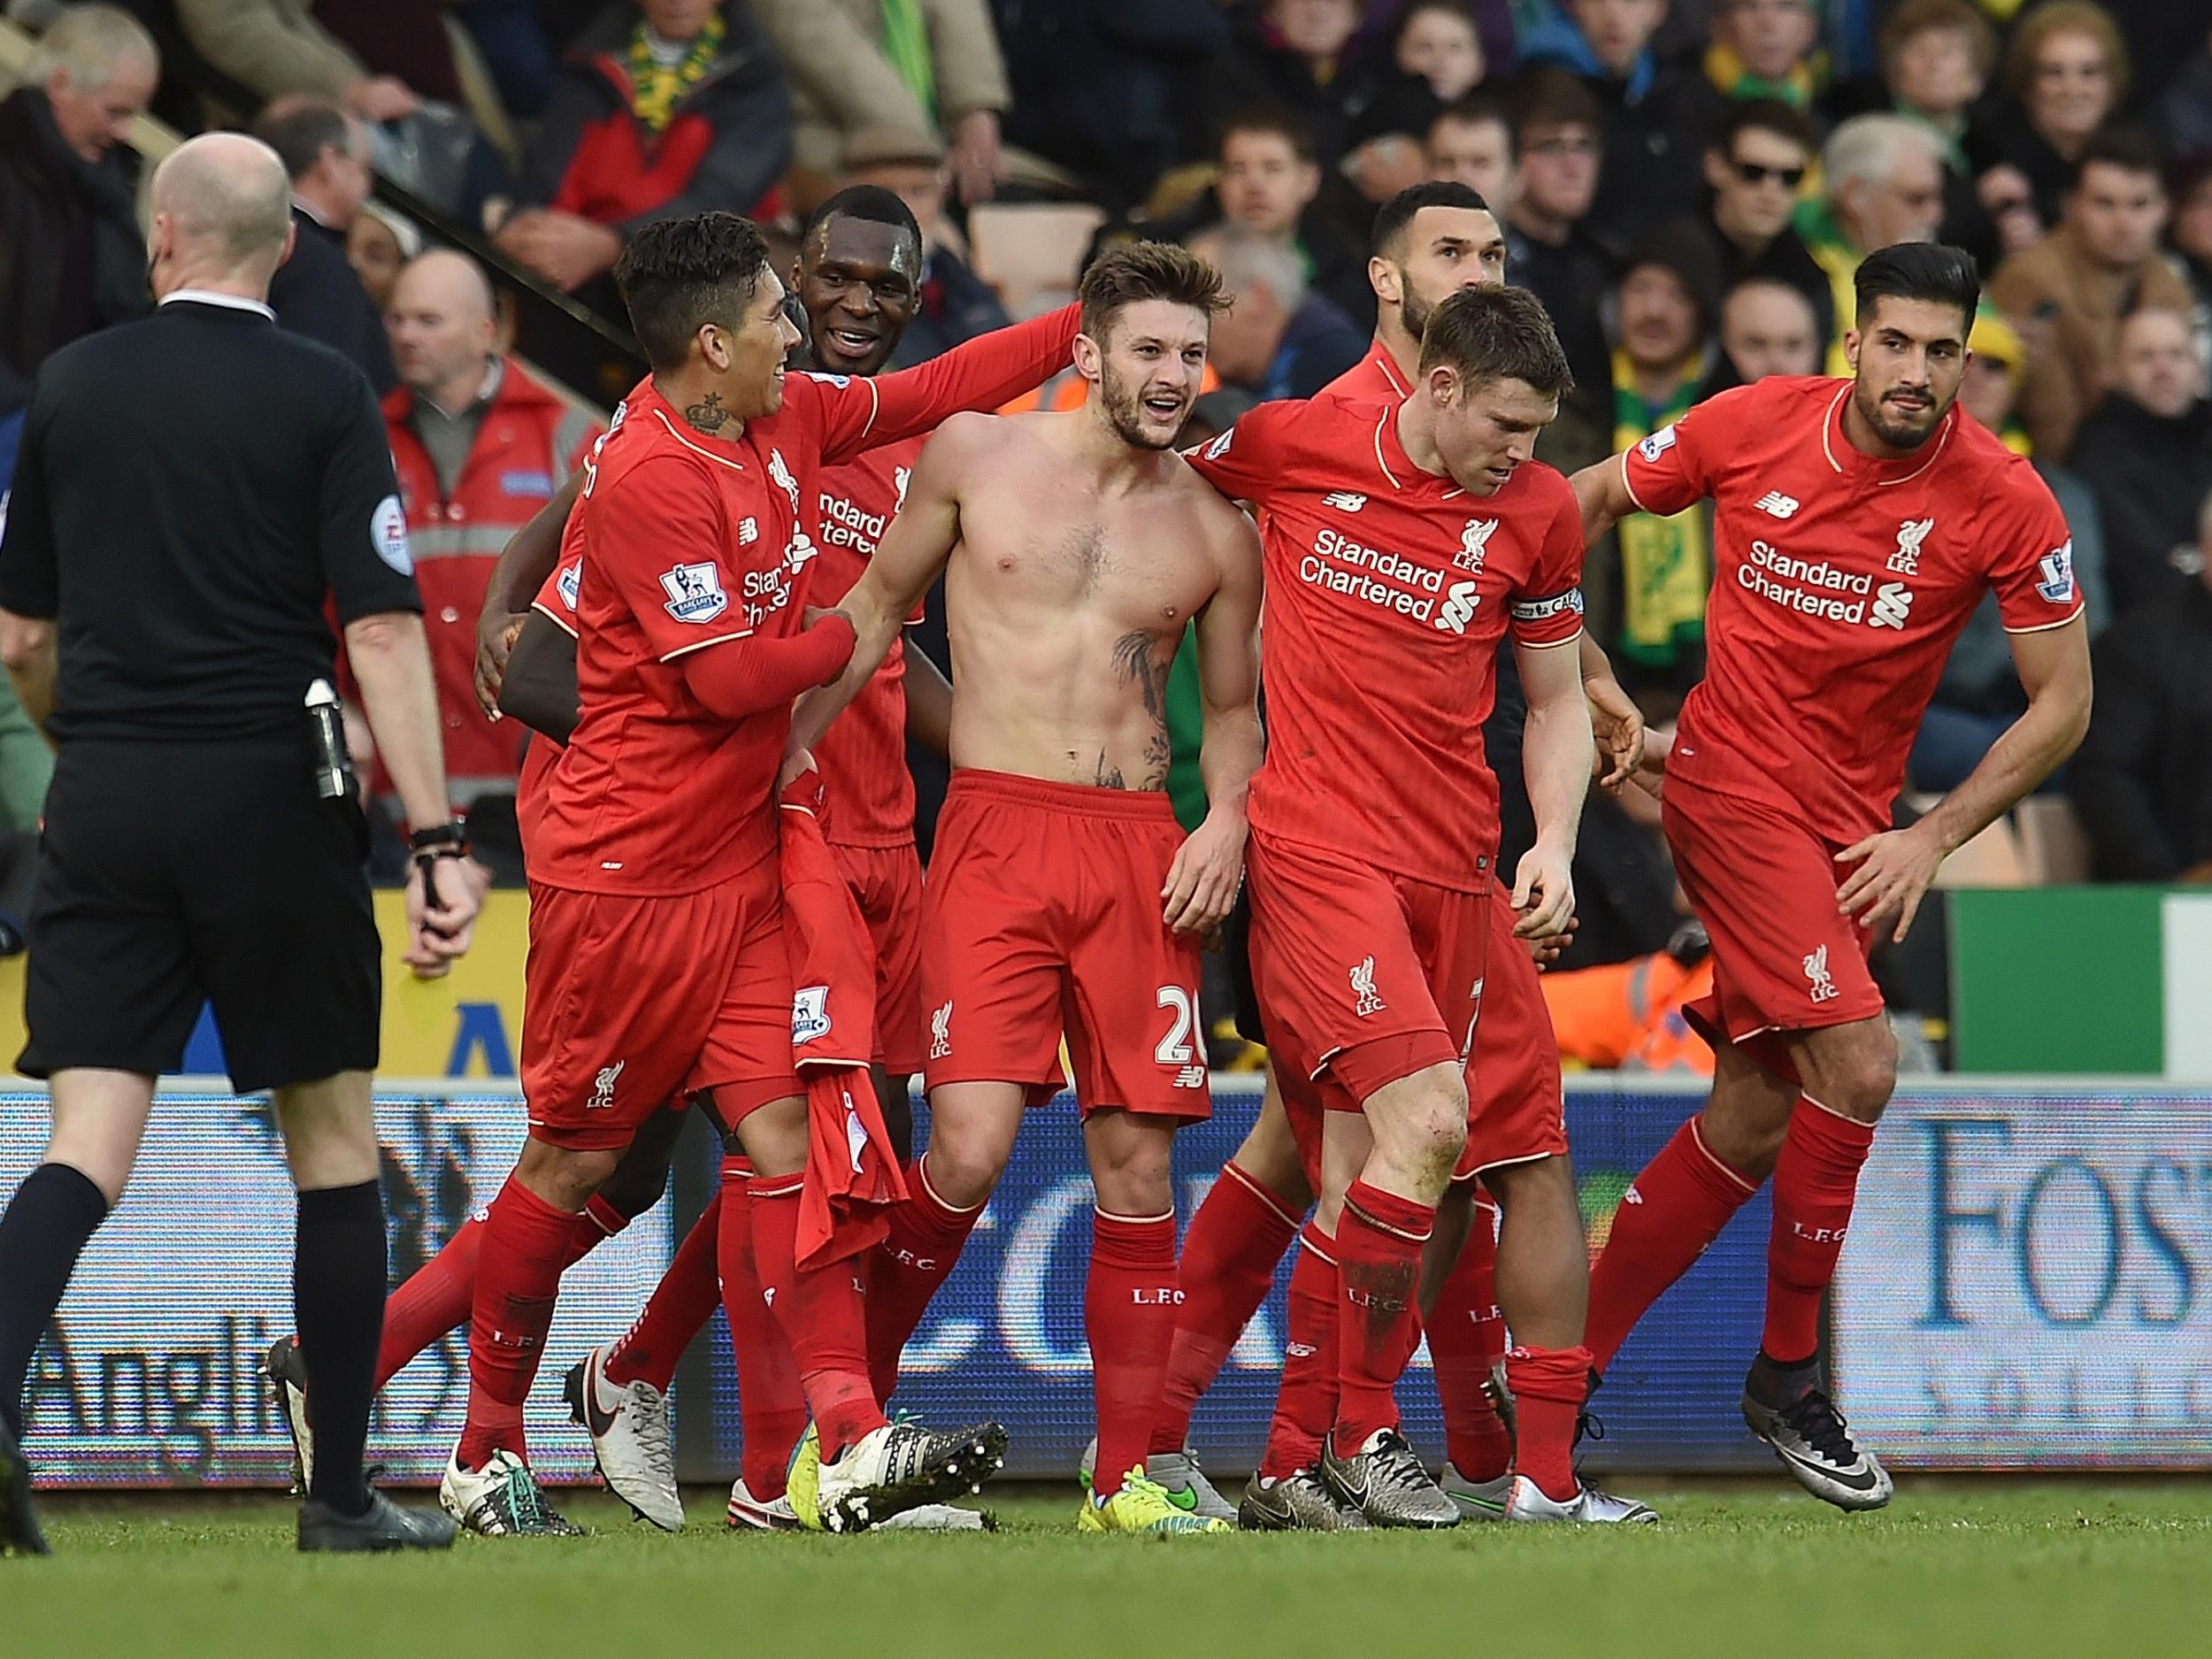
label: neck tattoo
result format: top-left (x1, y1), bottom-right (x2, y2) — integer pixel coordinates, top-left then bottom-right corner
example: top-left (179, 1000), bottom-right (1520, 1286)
top-left (685, 392), bottom-right (729, 433)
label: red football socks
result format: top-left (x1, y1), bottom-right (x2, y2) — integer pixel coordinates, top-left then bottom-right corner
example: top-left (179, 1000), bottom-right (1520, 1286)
top-left (712, 1159), bottom-right (809, 1497)
top-left (1427, 1200), bottom-right (1511, 1480)
top-left (1258, 1224), bottom-right (1339, 1480)
top-left (1762, 1097), bottom-right (1877, 1364)
top-left (456, 1179), bottom-right (577, 1470)
top-left (604, 1187), bottom-right (720, 1393)
top-left (1333, 1180), bottom-right (1432, 1454)
top-left (1149, 1162), bottom-right (1302, 1458)
top-left (1586, 1115), bottom-right (1759, 1372)
top-left (1086, 1209), bottom-right (1179, 1499)
top-left (748, 1172), bottom-right (881, 1462)
top-left (1506, 1343), bottom-right (1592, 1502)
top-left (864, 1157), bottom-right (985, 1406)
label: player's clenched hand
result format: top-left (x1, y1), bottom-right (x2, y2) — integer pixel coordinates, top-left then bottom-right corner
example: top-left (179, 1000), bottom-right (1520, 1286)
top-left (1586, 675), bottom-right (1645, 792)
top-left (1834, 822), bottom-right (1946, 942)
top-left (1523, 914), bottom-right (1578, 968)
top-left (778, 745), bottom-right (818, 795)
top-left (475, 609), bottom-right (527, 718)
top-left (1510, 843), bottom-right (1576, 941)
top-left (1163, 811), bottom-right (1247, 935)
top-left (404, 854), bottom-right (488, 979)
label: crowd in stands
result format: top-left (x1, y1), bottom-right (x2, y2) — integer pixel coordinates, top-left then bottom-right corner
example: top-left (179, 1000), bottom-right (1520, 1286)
top-left (4, 0), bottom-right (2212, 946)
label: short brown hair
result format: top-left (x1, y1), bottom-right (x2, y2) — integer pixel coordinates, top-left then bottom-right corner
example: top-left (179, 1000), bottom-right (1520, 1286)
top-left (1508, 66), bottom-right (1601, 142)
top-left (1879, 0), bottom-right (1996, 84)
top-left (1417, 284), bottom-right (1573, 397)
top-left (1217, 105), bottom-right (1317, 165)
top-left (1079, 242), bottom-right (1229, 342)
top-left (2003, 0), bottom-right (2128, 107)
top-left (615, 211), bottom-right (772, 371)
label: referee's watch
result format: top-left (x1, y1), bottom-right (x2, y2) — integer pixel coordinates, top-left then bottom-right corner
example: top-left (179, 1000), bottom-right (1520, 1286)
top-left (407, 819), bottom-right (470, 858)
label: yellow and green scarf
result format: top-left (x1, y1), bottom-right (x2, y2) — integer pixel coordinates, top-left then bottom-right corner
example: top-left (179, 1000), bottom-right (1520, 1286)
top-left (629, 11), bottom-right (725, 133)
top-left (1612, 349), bottom-right (1709, 671)
top-left (880, 0), bottom-right (937, 123)
top-left (1703, 40), bottom-right (1821, 112)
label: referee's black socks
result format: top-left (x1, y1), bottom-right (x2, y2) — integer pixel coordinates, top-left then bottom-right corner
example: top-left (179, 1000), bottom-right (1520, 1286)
top-left (295, 1179), bottom-right (387, 1517)
top-left (0, 1163), bottom-right (111, 1437)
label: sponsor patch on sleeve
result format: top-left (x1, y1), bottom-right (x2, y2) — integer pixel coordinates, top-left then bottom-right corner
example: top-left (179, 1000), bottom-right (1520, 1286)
top-left (371, 494), bottom-right (413, 575)
top-left (2036, 541), bottom-right (2076, 605)
top-left (658, 561), bottom-right (728, 623)
top-left (1636, 426), bottom-right (1678, 464)
top-left (1509, 588), bottom-right (1586, 623)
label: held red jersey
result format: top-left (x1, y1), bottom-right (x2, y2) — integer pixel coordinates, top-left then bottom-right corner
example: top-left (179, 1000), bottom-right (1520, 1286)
top-left (1621, 375), bottom-right (2083, 841)
top-left (1186, 396), bottom-right (1586, 890)
top-left (812, 434), bottom-right (925, 848)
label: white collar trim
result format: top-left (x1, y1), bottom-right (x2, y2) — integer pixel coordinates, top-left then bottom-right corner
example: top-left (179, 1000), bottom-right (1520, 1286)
top-left (160, 289), bottom-right (276, 321)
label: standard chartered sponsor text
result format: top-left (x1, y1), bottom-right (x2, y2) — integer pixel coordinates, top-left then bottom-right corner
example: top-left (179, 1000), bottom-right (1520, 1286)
top-left (1740, 536), bottom-right (1875, 623)
top-left (1302, 526), bottom-right (1447, 621)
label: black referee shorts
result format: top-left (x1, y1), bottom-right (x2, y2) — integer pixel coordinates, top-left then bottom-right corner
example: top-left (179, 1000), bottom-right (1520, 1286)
top-left (19, 737), bottom-right (382, 1093)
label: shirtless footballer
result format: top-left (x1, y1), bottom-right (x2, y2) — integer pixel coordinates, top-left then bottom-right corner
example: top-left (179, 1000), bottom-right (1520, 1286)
top-left (787, 243), bottom-right (1266, 1538)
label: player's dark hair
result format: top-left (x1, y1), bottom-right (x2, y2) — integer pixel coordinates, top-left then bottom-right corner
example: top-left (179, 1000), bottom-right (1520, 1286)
top-left (1417, 284), bottom-right (1573, 397)
top-left (1079, 242), bottom-right (1229, 343)
top-left (1217, 105), bottom-right (1317, 165)
top-left (615, 212), bottom-right (773, 371)
top-left (2070, 125), bottom-right (2165, 191)
top-left (1430, 93), bottom-right (1514, 158)
top-left (1853, 242), bottom-right (1980, 334)
top-left (1371, 181), bottom-right (1490, 258)
top-left (1507, 67), bottom-right (1601, 142)
top-left (798, 185), bottom-right (923, 266)
top-left (1717, 97), bottom-right (1817, 159)
top-left (250, 97), bottom-right (352, 182)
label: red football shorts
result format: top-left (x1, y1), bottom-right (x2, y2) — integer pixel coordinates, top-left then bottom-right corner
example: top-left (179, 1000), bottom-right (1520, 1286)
top-left (522, 870), bottom-right (800, 1151)
top-left (921, 769), bottom-right (1208, 1119)
top-left (1245, 830), bottom-right (1490, 1115)
top-left (1663, 772), bottom-right (1884, 1078)
top-left (833, 839), bottom-right (926, 1078)
top-left (1451, 882), bottom-right (1569, 1179)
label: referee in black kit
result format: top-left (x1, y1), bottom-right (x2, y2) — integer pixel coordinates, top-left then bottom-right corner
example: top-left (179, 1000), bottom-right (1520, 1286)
top-left (0, 134), bottom-right (479, 1555)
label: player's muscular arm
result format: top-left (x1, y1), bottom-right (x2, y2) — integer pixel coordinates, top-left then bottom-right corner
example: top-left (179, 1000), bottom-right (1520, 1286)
top-left (902, 638), bottom-right (953, 758)
top-left (1837, 613), bottom-right (2091, 942)
top-left (496, 612), bottom-right (580, 745)
top-left (1578, 633), bottom-right (1645, 790)
top-left (475, 471), bottom-right (582, 715)
top-left (789, 418), bottom-right (975, 756)
top-left (1162, 505), bottom-right (1265, 935)
top-left (1513, 633), bottom-right (1596, 941)
top-left (1569, 455), bottom-right (1640, 548)
top-left (818, 307), bottom-right (1079, 463)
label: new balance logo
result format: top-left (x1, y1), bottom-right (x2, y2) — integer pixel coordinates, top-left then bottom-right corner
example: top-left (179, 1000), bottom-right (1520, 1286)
top-left (1434, 580), bottom-right (1480, 634)
top-left (1322, 490), bottom-right (1366, 512)
top-left (588, 1060), bottom-right (624, 1111)
top-left (928, 1000), bottom-right (953, 1060)
top-left (1172, 1064), bottom-right (1208, 1089)
top-left (1754, 491), bottom-right (1800, 519)
top-left (1350, 956), bottom-right (1385, 1016)
top-left (1457, 517), bottom-right (1498, 572)
top-left (1803, 945), bottom-right (1839, 1004)
top-left (1870, 581), bottom-right (1914, 629)
top-left (1889, 517), bottom-right (1932, 576)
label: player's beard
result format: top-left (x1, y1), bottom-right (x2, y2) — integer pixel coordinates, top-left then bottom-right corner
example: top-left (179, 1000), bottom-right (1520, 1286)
top-left (1854, 374), bottom-right (1949, 451)
top-left (1099, 366), bottom-right (1187, 451)
top-left (1400, 269), bottom-right (1437, 346)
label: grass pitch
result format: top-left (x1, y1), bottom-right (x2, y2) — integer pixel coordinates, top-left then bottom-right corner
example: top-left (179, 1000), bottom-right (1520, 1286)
top-left (9, 1483), bottom-right (2208, 1659)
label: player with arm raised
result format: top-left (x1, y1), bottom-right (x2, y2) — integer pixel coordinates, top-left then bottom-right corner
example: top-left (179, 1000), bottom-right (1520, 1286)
top-left (1183, 284), bottom-right (1645, 1528)
top-left (787, 243), bottom-right (1264, 1538)
top-left (1569, 244), bottom-right (2092, 1510)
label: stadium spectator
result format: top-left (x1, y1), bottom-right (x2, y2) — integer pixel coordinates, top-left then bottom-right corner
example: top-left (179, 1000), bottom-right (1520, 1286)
top-left (1873, 0), bottom-right (2000, 261)
top-left (0, 4), bottom-right (155, 490)
top-left (498, 1), bottom-right (790, 296)
top-left (1502, 70), bottom-right (1614, 413)
top-left (1205, 106), bottom-right (1369, 328)
top-left (1206, 0), bottom-right (1379, 169)
top-left (2069, 491), bottom-right (2212, 882)
top-left (175, 0), bottom-right (444, 121)
top-left (450, 0), bottom-right (561, 119)
top-left (345, 204), bottom-right (418, 312)
top-left (1425, 93), bottom-right (1515, 217)
top-left (1393, 2), bottom-right (1486, 104)
top-left (1519, 0), bottom-right (1711, 240)
top-left (1701, 0), bottom-right (1821, 111)
top-left (2064, 307), bottom-right (2212, 615)
top-left (1190, 225), bottom-right (1364, 401)
top-left (375, 250), bottom-right (602, 865)
top-left (841, 128), bottom-right (1009, 368)
top-left (750, 0), bottom-right (1011, 204)
top-left (1677, 99), bottom-right (1832, 349)
top-left (1797, 113), bottom-right (1947, 370)
top-left (1976, 160), bottom-right (2046, 261)
top-left (250, 96), bottom-right (395, 394)
top-left (1709, 276), bottom-right (1820, 388)
top-left (1988, 1), bottom-right (2127, 227)
top-left (1989, 127), bottom-right (2192, 463)
top-left (1342, 0), bottom-right (1492, 168)
top-left (1606, 227), bottom-right (1719, 702)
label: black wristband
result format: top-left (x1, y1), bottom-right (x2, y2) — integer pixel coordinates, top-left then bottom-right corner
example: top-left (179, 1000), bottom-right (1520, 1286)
top-left (408, 819), bottom-right (469, 856)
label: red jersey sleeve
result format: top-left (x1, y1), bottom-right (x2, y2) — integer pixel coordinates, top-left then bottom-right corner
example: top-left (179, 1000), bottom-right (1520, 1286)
top-left (1619, 383), bottom-right (1757, 518)
top-left (803, 306), bottom-right (1080, 464)
top-left (1980, 463), bottom-right (2087, 634)
top-left (591, 455), bottom-right (775, 662)
top-left (530, 556), bottom-right (581, 638)
top-left (1182, 401), bottom-right (1299, 503)
top-left (1509, 480), bottom-right (1588, 648)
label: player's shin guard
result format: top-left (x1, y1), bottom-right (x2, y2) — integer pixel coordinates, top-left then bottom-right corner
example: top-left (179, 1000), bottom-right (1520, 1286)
top-left (749, 1173), bottom-right (882, 1462)
top-left (1333, 1181), bottom-right (1432, 1454)
top-left (606, 1187), bottom-right (721, 1394)
top-left (457, 1179), bottom-right (577, 1469)
top-left (864, 1158), bottom-right (985, 1404)
top-left (1258, 1225), bottom-right (1339, 1480)
top-left (1428, 1200), bottom-right (1511, 1480)
top-left (1505, 1343), bottom-right (1593, 1502)
top-left (715, 1159), bottom-right (809, 1498)
top-left (1150, 1163), bottom-right (1303, 1459)
top-left (1086, 1209), bottom-right (1179, 1498)
top-left (1762, 1098), bottom-right (1876, 1365)
top-left (1585, 1116), bottom-right (1759, 1372)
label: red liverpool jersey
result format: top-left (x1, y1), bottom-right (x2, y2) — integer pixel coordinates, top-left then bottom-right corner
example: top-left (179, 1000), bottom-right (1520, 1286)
top-left (1187, 396), bottom-right (1586, 890)
top-left (1325, 337), bottom-right (1413, 405)
top-left (1621, 375), bottom-right (2083, 842)
top-left (813, 434), bottom-right (926, 848)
